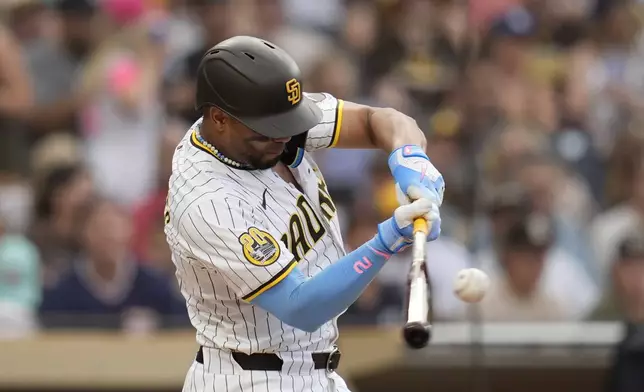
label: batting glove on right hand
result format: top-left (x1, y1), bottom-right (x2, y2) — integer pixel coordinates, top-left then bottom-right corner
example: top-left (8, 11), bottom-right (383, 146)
top-left (389, 145), bottom-right (445, 207)
top-left (376, 198), bottom-right (441, 254)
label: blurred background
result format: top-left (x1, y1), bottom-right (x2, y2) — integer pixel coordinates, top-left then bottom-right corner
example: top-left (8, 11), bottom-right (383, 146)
top-left (0, 0), bottom-right (643, 391)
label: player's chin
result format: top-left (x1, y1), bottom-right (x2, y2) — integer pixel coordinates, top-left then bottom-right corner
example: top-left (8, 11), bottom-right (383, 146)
top-left (251, 154), bottom-right (283, 170)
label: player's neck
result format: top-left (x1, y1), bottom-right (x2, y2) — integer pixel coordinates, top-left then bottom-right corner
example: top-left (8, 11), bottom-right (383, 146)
top-left (200, 121), bottom-right (250, 168)
top-left (272, 161), bottom-right (301, 190)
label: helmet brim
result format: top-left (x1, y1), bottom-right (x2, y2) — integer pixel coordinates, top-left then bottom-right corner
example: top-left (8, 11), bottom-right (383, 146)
top-left (236, 95), bottom-right (323, 139)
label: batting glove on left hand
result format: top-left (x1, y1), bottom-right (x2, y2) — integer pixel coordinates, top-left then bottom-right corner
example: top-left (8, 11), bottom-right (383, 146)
top-left (376, 198), bottom-right (442, 254)
top-left (388, 145), bottom-right (445, 207)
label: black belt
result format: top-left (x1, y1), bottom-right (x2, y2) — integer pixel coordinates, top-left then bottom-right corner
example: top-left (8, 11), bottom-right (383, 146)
top-left (196, 346), bottom-right (341, 372)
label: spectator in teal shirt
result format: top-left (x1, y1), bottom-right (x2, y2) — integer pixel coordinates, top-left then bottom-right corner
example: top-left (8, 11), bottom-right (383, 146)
top-left (0, 215), bottom-right (41, 339)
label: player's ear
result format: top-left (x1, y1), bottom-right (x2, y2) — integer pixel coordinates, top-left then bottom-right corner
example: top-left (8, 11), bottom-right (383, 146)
top-left (209, 108), bottom-right (228, 130)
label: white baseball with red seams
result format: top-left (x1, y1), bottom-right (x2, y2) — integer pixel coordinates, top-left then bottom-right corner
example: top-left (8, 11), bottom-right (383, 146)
top-left (453, 268), bottom-right (490, 303)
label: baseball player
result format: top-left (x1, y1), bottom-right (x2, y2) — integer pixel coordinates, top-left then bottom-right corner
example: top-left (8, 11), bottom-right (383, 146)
top-left (164, 36), bottom-right (445, 392)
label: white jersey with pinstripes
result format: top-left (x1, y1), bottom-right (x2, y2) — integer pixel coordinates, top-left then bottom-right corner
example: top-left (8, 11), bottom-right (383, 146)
top-left (164, 93), bottom-right (347, 358)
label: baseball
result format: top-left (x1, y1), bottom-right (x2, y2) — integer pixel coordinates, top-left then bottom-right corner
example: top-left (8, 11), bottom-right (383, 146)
top-left (453, 268), bottom-right (490, 303)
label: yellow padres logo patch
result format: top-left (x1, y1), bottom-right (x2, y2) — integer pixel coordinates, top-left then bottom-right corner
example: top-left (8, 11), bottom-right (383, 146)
top-left (239, 227), bottom-right (281, 266)
top-left (286, 78), bottom-right (301, 105)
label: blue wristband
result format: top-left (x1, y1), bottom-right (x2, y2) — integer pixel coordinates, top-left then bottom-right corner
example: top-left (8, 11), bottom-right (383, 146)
top-left (390, 145), bottom-right (428, 162)
top-left (377, 217), bottom-right (410, 253)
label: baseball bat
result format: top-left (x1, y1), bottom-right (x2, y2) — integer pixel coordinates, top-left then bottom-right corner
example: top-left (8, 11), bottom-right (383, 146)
top-left (402, 218), bottom-right (432, 349)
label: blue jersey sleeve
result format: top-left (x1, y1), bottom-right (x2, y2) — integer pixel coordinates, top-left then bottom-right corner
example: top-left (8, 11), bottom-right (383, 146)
top-left (250, 236), bottom-right (392, 332)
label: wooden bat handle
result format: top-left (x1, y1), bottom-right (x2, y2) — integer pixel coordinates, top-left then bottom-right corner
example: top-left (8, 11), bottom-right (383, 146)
top-left (413, 218), bottom-right (428, 236)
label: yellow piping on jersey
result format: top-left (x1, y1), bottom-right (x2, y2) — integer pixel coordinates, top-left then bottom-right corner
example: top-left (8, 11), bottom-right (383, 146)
top-left (190, 130), bottom-right (248, 170)
top-left (191, 131), bottom-right (220, 162)
top-left (242, 259), bottom-right (298, 302)
top-left (329, 99), bottom-right (344, 148)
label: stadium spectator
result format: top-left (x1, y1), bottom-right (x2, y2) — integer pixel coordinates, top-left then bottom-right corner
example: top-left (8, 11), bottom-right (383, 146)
top-left (591, 232), bottom-right (644, 321)
top-left (77, 0), bottom-right (167, 207)
top-left (591, 155), bottom-right (644, 283)
top-left (23, 0), bottom-right (97, 136)
top-left (472, 7), bottom-right (558, 133)
top-left (163, 0), bottom-right (231, 125)
top-left (2, 0), bottom-right (50, 45)
top-left (585, 0), bottom-right (644, 157)
top-left (255, 0), bottom-right (335, 76)
top-left (513, 153), bottom-right (598, 279)
top-left (479, 217), bottom-right (570, 321)
top-left (602, 233), bottom-right (644, 392)
top-left (39, 198), bottom-right (187, 330)
top-left (0, 24), bottom-right (33, 179)
top-left (0, 214), bottom-right (40, 339)
top-left (476, 187), bottom-right (599, 320)
top-left (28, 163), bottom-right (94, 287)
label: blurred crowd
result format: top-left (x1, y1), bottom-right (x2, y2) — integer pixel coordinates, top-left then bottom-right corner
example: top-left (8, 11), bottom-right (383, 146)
top-left (0, 0), bottom-right (643, 338)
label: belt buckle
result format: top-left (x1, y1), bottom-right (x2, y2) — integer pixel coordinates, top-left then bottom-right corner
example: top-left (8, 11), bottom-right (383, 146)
top-left (326, 347), bottom-right (341, 373)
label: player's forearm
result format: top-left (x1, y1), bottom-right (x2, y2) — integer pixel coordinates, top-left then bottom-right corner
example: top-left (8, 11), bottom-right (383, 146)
top-left (251, 236), bottom-right (392, 333)
top-left (367, 107), bottom-right (427, 153)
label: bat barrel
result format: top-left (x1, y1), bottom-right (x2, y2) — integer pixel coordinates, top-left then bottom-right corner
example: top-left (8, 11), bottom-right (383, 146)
top-left (405, 274), bottom-right (429, 323)
top-left (403, 322), bottom-right (431, 349)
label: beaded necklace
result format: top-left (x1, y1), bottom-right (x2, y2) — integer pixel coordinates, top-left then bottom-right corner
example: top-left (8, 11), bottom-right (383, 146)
top-left (194, 128), bottom-right (253, 170)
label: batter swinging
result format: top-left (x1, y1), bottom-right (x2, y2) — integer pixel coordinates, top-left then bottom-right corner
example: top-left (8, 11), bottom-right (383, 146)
top-left (164, 36), bottom-right (445, 392)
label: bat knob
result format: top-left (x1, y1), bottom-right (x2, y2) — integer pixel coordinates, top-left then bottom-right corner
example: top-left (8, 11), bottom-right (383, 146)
top-left (403, 322), bottom-right (431, 349)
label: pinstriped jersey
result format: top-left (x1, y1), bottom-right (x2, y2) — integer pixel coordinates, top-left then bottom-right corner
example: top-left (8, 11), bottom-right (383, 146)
top-left (164, 93), bottom-right (346, 354)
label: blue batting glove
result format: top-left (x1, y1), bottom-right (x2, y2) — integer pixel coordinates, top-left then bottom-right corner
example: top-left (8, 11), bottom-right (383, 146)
top-left (376, 198), bottom-right (442, 254)
top-left (388, 145), bottom-right (445, 206)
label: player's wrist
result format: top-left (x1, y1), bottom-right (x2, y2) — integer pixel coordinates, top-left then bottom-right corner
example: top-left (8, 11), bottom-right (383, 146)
top-left (376, 218), bottom-right (410, 254)
top-left (372, 232), bottom-right (394, 256)
top-left (388, 145), bottom-right (429, 168)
